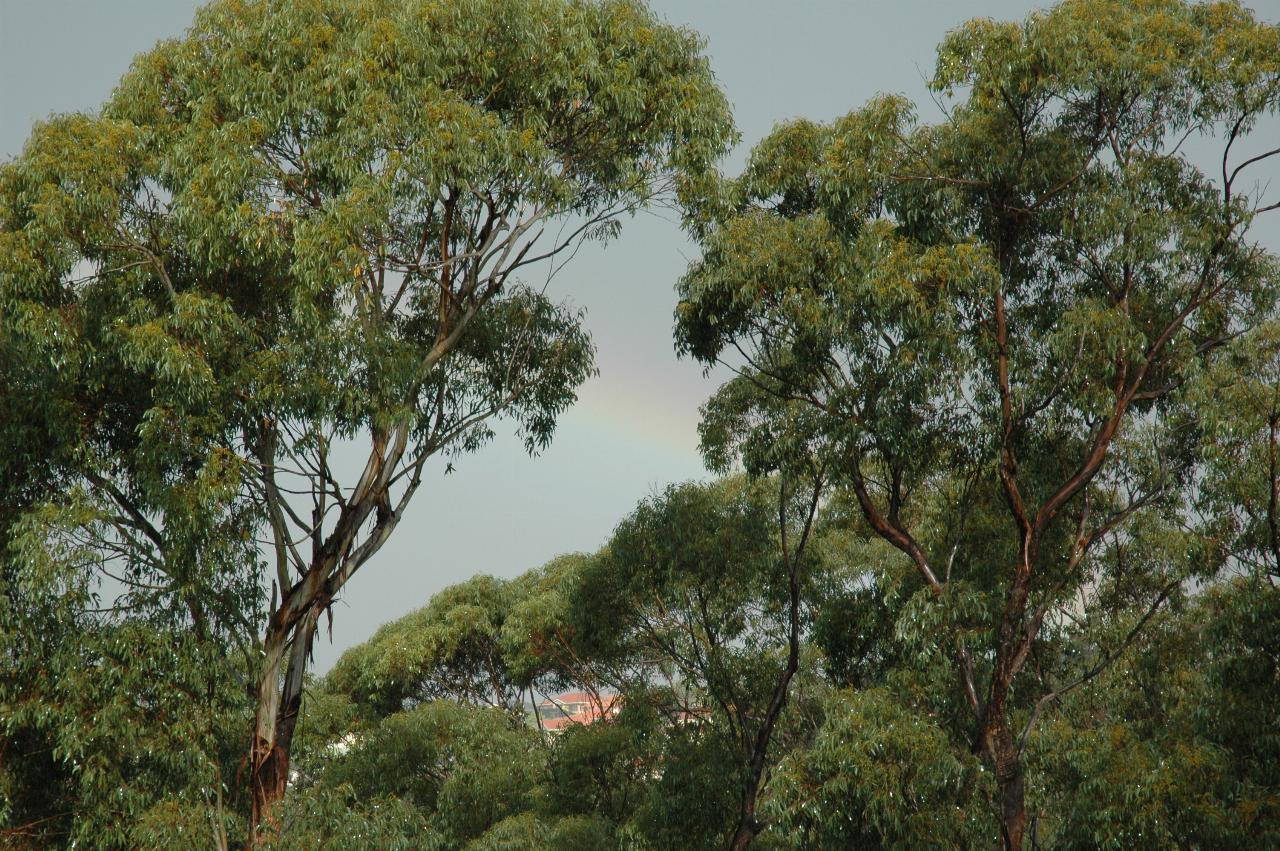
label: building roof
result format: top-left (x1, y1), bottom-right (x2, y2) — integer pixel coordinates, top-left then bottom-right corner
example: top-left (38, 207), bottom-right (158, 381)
top-left (536, 691), bottom-right (620, 732)
top-left (536, 691), bottom-right (598, 707)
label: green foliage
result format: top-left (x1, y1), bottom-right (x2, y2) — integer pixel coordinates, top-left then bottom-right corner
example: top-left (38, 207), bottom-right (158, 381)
top-left (632, 726), bottom-right (743, 851)
top-left (538, 815), bottom-right (624, 850)
top-left (1029, 579), bottom-right (1280, 848)
top-left (768, 689), bottom-right (992, 849)
top-left (1, 469), bottom-right (249, 849)
top-left (575, 477), bottom-right (799, 686)
top-left (326, 575), bottom-right (521, 716)
top-left (1191, 319), bottom-right (1280, 576)
top-left (312, 486), bottom-right (826, 851)
top-left (0, 611), bottom-right (247, 849)
top-left (283, 696), bottom-right (553, 848)
top-left (571, 475), bottom-right (834, 848)
top-left (262, 784), bottom-right (433, 851)
top-left (462, 813), bottom-right (553, 851)
top-left (323, 551), bottom-right (616, 730)
top-left (501, 553), bottom-right (595, 693)
top-left (321, 701), bottom-right (543, 843)
top-left (545, 707), bottom-right (657, 825)
top-left (5, 1), bottom-right (1280, 848)
top-left (674, 0), bottom-right (1280, 844)
top-left (298, 472), bottom-right (1280, 850)
top-left (1, 0), bottom-right (733, 840)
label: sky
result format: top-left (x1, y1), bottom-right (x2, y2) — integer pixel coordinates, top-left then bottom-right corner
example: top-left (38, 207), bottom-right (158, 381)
top-left (3, 0), bottom-right (1278, 671)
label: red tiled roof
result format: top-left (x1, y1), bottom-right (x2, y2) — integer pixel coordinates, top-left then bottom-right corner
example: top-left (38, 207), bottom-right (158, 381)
top-left (536, 690), bottom-right (598, 707)
top-left (537, 691), bottom-right (621, 731)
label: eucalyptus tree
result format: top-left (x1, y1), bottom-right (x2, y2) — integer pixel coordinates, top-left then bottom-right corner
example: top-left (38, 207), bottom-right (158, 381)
top-left (1193, 320), bottom-right (1280, 578)
top-left (766, 688), bottom-right (992, 850)
top-left (500, 552), bottom-right (612, 709)
top-left (1026, 575), bottom-right (1280, 849)
top-left (327, 573), bottom-right (527, 718)
top-left (0, 0), bottom-right (732, 839)
top-left (324, 552), bottom-right (611, 729)
top-left (293, 700), bottom-right (545, 849)
top-left (675, 1), bottom-right (1280, 847)
top-left (0, 596), bottom-right (247, 849)
top-left (575, 475), bottom-right (825, 850)
top-left (2, 109), bottom-right (262, 848)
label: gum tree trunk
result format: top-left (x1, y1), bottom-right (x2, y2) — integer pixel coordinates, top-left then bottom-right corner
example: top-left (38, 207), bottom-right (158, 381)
top-left (248, 599), bottom-right (322, 845)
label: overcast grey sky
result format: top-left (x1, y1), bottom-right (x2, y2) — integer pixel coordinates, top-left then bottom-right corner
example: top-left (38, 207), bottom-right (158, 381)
top-left (3, 0), bottom-right (1278, 671)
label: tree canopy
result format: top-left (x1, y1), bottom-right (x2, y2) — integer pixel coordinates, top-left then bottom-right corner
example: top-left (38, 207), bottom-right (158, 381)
top-left (1, 0), bottom-right (732, 844)
top-left (3, 1), bottom-right (1279, 849)
top-left (675, 0), bottom-right (1279, 847)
